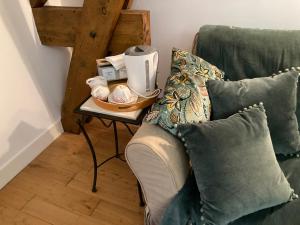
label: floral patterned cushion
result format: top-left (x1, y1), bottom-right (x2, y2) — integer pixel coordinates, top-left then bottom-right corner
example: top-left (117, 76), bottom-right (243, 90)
top-left (144, 48), bottom-right (224, 134)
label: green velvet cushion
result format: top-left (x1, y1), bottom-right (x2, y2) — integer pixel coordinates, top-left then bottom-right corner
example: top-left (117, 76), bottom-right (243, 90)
top-left (195, 25), bottom-right (300, 131)
top-left (177, 105), bottom-right (295, 225)
top-left (207, 71), bottom-right (300, 155)
top-left (144, 48), bottom-right (224, 135)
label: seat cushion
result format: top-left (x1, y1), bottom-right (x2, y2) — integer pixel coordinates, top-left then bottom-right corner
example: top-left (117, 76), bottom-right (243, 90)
top-left (232, 157), bottom-right (300, 225)
top-left (160, 158), bottom-right (300, 225)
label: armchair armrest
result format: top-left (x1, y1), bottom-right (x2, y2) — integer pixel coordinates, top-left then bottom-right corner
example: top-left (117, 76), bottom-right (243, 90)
top-left (125, 123), bottom-right (190, 225)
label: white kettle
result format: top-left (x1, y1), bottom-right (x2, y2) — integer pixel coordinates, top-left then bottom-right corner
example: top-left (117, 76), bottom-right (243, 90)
top-left (124, 45), bottom-right (160, 98)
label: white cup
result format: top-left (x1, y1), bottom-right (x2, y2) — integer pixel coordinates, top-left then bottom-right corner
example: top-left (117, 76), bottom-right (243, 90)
top-left (86, 76), bottom-right (110, 101)
top-left (86, 76), bottom-right (108, 89)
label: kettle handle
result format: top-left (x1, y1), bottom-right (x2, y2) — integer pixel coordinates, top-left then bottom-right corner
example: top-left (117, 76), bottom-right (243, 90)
top-left (145, 51), bottom-right (159, 93)
top-left (127, 82), bottom-right (161, 99)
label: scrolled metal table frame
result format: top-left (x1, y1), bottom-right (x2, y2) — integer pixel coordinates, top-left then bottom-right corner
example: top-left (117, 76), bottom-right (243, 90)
top-left (74, 96), bottom-right (148, 206)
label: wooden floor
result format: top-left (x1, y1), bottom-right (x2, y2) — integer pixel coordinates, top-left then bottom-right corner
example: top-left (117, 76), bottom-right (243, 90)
top-left (0, 120), bottom-right (144, 225)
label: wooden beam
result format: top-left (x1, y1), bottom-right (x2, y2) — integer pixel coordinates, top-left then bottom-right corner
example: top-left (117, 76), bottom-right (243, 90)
top-left (30, 0), bottom-right (47, 8)
top-left (32, 7), bottom-right (151, 54)
top-left (61, 0), bottom-right (126, 133)
top-left (33, 6), bottom-right (81, 47)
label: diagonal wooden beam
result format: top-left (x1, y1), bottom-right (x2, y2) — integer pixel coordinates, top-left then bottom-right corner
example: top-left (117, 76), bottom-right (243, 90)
top-left (61, 0), bottom-right (126, 133)
top-left (30, 0), bottom-right (47, 8)
top-left (32, 7), bottom-right (150, 54)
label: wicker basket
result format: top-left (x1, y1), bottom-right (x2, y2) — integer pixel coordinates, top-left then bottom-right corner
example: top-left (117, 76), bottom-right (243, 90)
top-left (92, 80), bottom-right (157, 112)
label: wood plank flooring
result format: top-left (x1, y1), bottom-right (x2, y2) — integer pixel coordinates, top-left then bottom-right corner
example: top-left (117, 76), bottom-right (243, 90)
top-left (0, 120), bottom-right (144, 225)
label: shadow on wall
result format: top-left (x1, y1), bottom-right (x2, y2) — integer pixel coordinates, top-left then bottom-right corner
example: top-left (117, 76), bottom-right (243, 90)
top-left (0, 120), bottom-right (44, 168)
top-left (0, 0), bottom-right (71, 122)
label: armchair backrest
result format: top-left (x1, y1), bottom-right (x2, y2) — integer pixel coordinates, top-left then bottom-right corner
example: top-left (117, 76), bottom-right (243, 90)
top-left (194, 25), bottom-right (300, 129)
top-left (194, 25), bottom-right (300, 80)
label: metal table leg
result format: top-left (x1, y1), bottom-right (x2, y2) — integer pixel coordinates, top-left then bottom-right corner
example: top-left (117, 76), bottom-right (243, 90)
top-left (78, 117), bottom-right (145, 206)
top-left (122, 122), bottom-right (134, 136)
top-left (112, 121), bottom-right (120, 158)
top-left (77, 118), bottom-right (98, 192)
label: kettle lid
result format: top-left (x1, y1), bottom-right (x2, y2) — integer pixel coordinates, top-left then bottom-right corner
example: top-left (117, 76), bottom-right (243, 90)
top-left (125, 45), bottom-right (157, 56)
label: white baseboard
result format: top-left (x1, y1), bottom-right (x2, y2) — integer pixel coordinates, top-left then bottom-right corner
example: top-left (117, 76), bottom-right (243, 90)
top-left (0, 119), bottom-right (63, 189)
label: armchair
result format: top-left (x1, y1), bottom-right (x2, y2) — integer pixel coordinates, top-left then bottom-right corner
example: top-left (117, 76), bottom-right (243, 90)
top-left (125, 25), bottom-right (300, 225)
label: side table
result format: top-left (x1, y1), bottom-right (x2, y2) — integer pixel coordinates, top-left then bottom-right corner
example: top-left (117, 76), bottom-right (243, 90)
top-left (74, 96), bottom-right (148, 206)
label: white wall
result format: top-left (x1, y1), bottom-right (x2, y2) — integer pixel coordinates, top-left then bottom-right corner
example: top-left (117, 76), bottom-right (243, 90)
top-left (132, 0), bottom-right (300, 87)
top-left (0, 0), bottom-right (70, 188)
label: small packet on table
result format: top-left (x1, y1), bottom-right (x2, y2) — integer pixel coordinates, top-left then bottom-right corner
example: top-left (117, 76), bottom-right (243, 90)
top-left (96, 54), bottom-right (127, 81)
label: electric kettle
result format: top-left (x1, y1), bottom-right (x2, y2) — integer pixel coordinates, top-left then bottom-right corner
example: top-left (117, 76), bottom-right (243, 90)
top-left (124, 45), bottom-right (159, 98)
